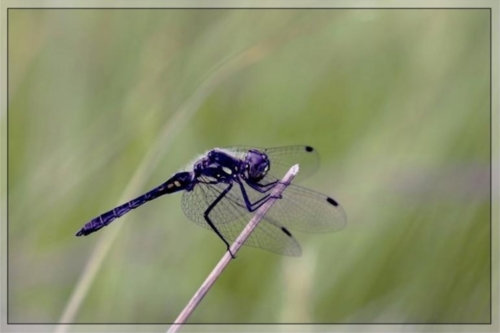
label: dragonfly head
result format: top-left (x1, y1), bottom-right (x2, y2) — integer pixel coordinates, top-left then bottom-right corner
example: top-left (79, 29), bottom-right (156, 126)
top-left (245, 149), bottom-right (270, 182)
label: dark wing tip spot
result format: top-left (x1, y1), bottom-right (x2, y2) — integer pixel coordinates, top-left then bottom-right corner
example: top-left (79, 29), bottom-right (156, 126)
top-left (305, 146), bottom-right (314, 152)
top-left (326, 197), bottom-right (339, 206)
top-left (281, 227), bottom-right (293, 237)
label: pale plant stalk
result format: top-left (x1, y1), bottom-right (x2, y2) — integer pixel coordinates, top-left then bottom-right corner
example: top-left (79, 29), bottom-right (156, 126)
top-left (167, 164), bottom-right (299, 333)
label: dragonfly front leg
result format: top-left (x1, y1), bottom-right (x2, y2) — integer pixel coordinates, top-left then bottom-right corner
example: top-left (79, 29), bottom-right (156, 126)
top-left (246, 179), bottom-right (278, 193)
top-left (235, 178), bottom-right (280, 213)
top-left (243, 177), bottom-right (289, 203)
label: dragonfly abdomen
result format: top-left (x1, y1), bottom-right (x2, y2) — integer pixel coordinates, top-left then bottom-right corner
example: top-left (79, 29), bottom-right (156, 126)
top-left (75, 172), bottom-right (193, 237)
top-left (76, 185), bottom-right (170, 236)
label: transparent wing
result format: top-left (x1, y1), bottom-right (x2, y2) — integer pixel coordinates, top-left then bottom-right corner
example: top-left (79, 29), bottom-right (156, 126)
top-left (221, 176), bottom-right (347, 233)
top-left (181, 177), bottom-right (302, 256)
top-left (180, 173), bottom-right (347, 256)
top-left (261, 184), bottom-right (347, 233)
top-left (222, 145), bottom-right (320, 181)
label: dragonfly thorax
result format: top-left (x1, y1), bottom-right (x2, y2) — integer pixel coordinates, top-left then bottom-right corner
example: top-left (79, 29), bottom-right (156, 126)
top-left (244, 149), bottom-right (270, 182)
top-left (192, 150), bottom-right (241, 182)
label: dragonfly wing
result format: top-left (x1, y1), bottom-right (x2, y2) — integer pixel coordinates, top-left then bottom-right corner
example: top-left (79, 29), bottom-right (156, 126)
top-left (261, 183), bottom-right (347, 233)
top-left (181, 180), bottom-right (302, 256)
top-left (219, 176), bottom-right (347, 233)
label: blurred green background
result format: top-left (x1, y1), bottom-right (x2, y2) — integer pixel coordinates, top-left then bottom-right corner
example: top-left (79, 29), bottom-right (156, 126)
top-left (8, 9), bottom-right (490, 325)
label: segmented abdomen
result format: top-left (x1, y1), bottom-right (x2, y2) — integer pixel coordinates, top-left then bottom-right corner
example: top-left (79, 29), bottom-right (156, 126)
top-left (76, 187), bottom-right (162, 236)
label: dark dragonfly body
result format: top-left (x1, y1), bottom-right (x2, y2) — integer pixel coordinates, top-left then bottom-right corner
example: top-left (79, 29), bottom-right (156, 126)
top-left (76, 146), bottom-right (347, 257)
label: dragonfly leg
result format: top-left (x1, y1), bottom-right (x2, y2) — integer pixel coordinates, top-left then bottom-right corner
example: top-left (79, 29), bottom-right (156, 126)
top-left (246, 179), bottom-right (278, 193)
top-left (204, 183), bottom-right (237, 259)
top-left (236, 178), bottom-right (278, 212)
top-left (245, 179), bottom-right (287, 200)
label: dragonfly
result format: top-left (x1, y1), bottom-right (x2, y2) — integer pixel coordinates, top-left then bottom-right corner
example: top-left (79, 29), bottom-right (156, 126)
top-left (76, 145), bottom-right (347, 257)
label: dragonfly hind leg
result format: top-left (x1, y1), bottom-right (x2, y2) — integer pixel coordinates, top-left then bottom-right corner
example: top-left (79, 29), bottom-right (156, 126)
top-left (203, 183), bottom-right (237, 259)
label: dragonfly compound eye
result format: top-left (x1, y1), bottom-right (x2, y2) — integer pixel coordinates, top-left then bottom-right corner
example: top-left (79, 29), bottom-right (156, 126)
top-left (245, 150), bottom-right (270, 181)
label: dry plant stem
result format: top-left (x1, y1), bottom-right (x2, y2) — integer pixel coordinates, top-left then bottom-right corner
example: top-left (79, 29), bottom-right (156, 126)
top-left (167, 164), bottom-right (299, 333)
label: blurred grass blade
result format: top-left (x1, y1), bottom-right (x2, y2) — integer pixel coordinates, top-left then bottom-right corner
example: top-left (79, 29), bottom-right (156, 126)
top-left (56, 25), bottom-right (302, 330)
